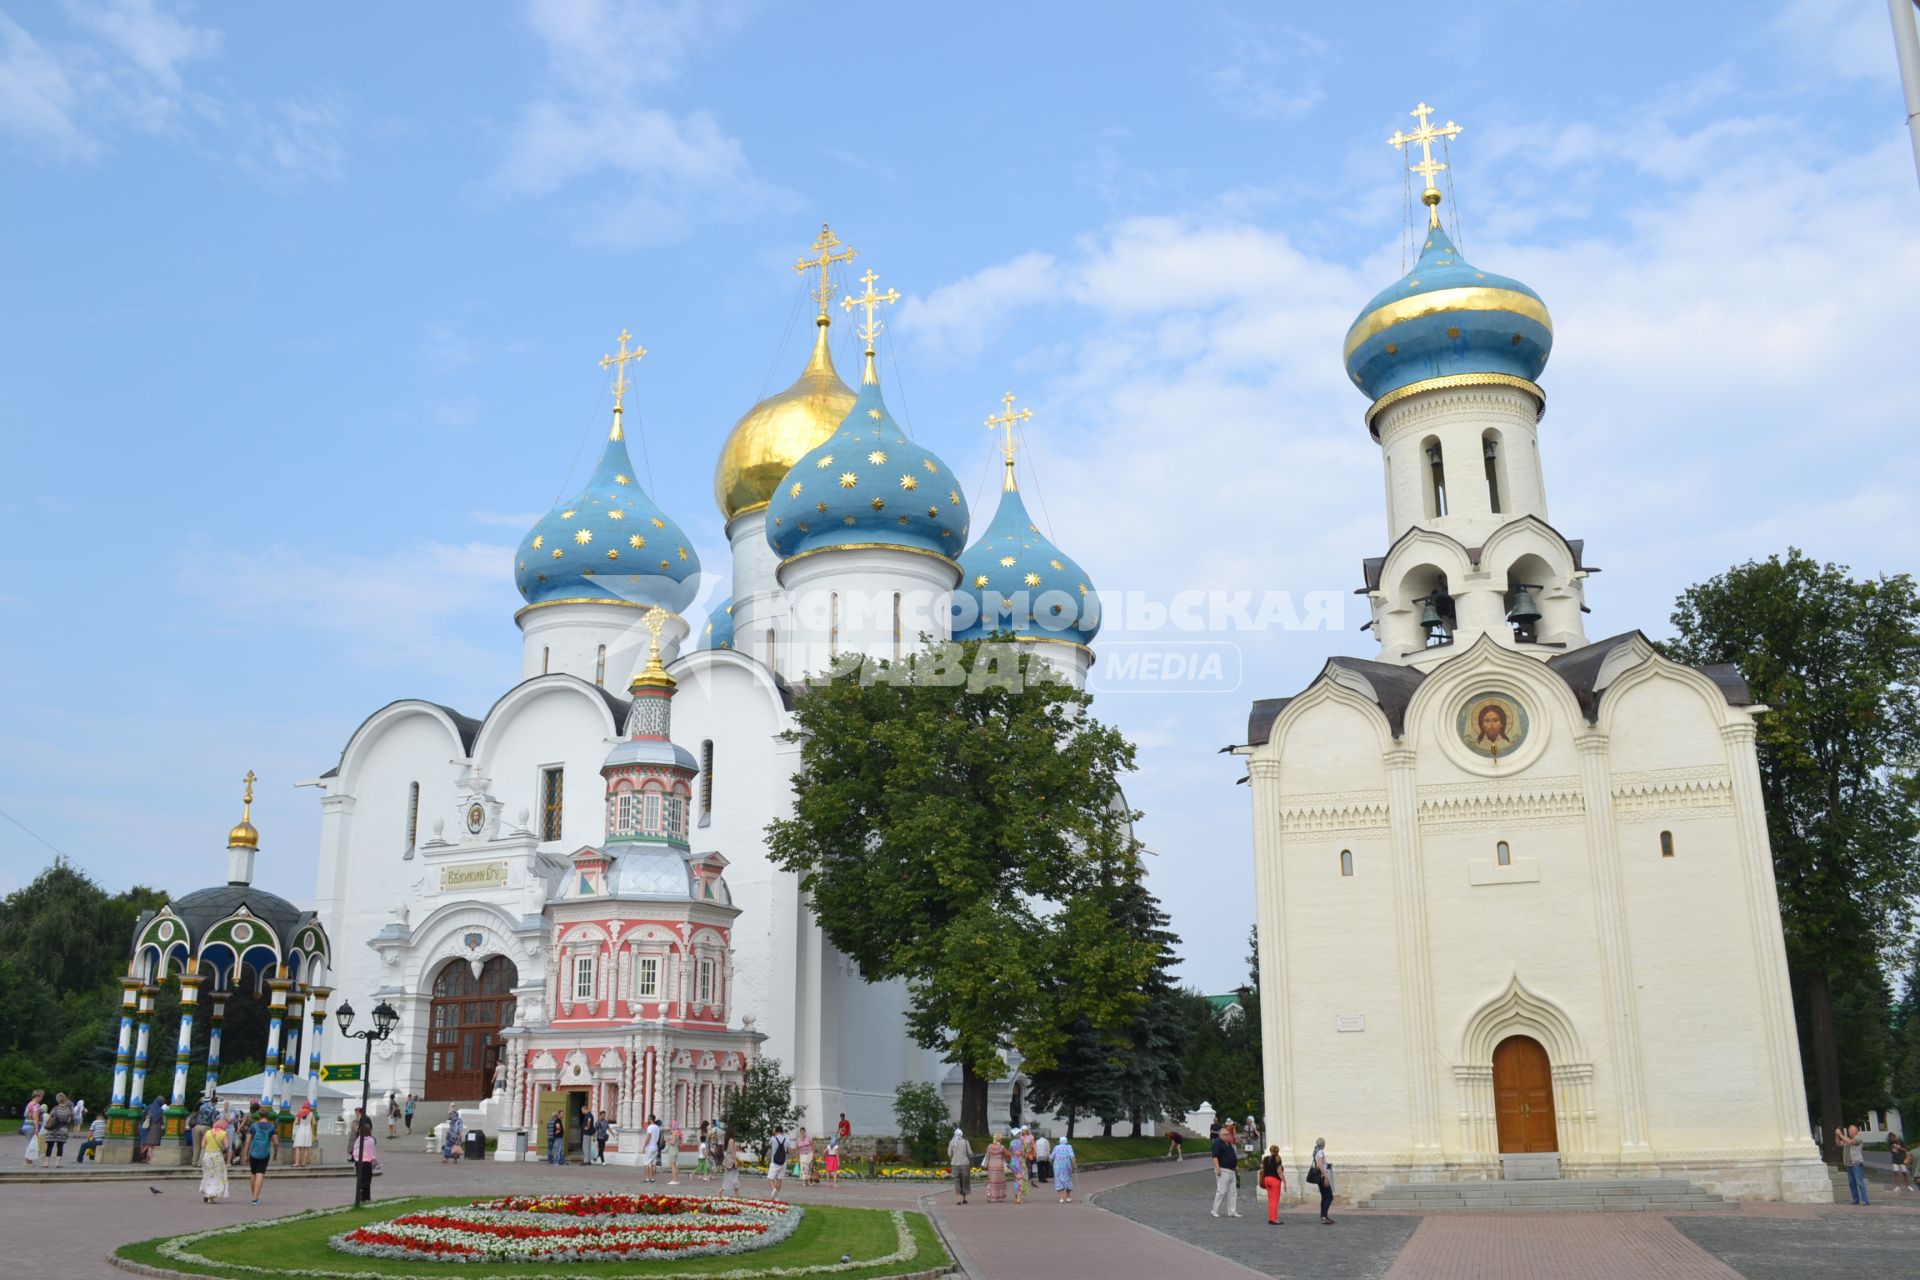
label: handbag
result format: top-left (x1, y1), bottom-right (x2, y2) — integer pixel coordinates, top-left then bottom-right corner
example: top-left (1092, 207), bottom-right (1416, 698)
top-left (1306, 1164), bottom-right (1322, 1185)
top-left (17, 1121), bottom-right (31, 1136)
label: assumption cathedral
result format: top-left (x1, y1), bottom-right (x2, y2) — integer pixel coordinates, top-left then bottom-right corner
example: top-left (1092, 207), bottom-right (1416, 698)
top-left (301, 233), bottom-right (1102, 1160)
top-left (1234, 106), bottom-right (1828, 1201)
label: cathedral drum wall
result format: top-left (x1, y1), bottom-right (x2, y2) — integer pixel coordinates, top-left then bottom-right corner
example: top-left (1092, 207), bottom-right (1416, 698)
top-left (477, 684), bottom-right (629, 854)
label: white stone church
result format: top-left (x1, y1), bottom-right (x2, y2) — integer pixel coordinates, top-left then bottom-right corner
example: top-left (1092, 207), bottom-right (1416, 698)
top-left (299, 233), bottom-right (1101, 1152)
top-left (1234, 111), bottom-right (1828, 1201)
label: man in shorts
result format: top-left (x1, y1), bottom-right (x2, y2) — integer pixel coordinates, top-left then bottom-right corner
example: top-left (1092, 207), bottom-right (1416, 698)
top-left (246, 1108), bottom-right (279, 1205)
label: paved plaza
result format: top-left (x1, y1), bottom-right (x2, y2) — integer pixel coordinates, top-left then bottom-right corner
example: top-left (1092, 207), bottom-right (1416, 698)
top-left (8, 1149), bottom-right (1920, 1279)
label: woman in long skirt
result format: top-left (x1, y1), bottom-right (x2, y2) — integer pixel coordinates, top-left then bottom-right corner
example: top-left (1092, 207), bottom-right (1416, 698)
top-left (984, 1135), bottom-right (1008, 1203)
top-left (199, 1120), bottom-right (231, 1203)
top-left (1010, 1142), bottom-right (1027, 1204)
top-left (442, 1107), bottom-right (465, 1163)
top-left (1052, 1136), bottom-right (1076, 1203)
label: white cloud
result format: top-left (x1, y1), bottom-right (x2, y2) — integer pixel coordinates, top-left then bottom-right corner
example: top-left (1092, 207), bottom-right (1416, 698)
top-left (0, 14), bottom-right (100, 160)
top-left (1774, 0), bottom-right (1895, 81)
top-left (488, 0), bottom-right (780, 246)
top-left (235, 94), bottom-right (349, 186)
top-left (1205, 21), bottom-right (1331, 121)
top-left (903, 252), bottom-right (1061, 362)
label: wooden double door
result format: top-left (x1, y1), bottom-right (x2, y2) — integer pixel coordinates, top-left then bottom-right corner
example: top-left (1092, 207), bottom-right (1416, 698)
top-left (425, 956), bottom-right (518, 1101)
top-left (1492, 1034), bottom-right (1558, 1153)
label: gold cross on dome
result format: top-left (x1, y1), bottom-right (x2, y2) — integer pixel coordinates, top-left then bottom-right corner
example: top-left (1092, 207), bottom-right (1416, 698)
top-left (841, 268), bottom-right (901, 351)
top-left (1388, 101), bottom-right (1464, 228)
top-left (599, 329), bottom-right (647, 437)
top-left (985, 391), bottom-right (1034, 492)
top-left (794, 225), bottom-right (857, 316)
top-left (240, 770), bottom-right (256, 817)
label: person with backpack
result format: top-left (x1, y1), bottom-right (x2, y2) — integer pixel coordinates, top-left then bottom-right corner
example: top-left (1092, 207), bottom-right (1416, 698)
top-left (42, 1093), bottom-right (74, 1167)
top-left (245, 1107), bottom-right (279, 1205)
top-left (766, 1126), bottom-right (789, 1201)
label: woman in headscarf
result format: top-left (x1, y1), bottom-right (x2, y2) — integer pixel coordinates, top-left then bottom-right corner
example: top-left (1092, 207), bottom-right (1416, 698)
top-left (1009, 1132), bottom-right (1028, 1204)
top-left (984, 1132), bottom-right (1008, 1203)
top-left (292, 1102), bottom-right (314, 1168)
top-left (441, 1105), bottom-right (465, 1163)
top-left (947, 1128), bottom-right (973, 1204)
top-left (199, 1117), bottom-right (231, 1203)
top-left (1051, 1133), bottom-right (1076, 1204)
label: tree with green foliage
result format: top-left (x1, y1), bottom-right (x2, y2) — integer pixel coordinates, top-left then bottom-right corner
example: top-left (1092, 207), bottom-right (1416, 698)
top-left (1669, 549), bottom-right (1920, 1160)
top-left (1889, 947), bottom-right (1920, 1135)
top-left (892, 1081), bottom-right (952, 1165)
top-left (766, 638), bottom-right (1155, 1135)
top-left (1023, 1015), bottom-right (1122, 1139)
top-left (1103, 872), bottom-right (1186, 1137)
top-left (720, 1056), bottom-right (800, 1158)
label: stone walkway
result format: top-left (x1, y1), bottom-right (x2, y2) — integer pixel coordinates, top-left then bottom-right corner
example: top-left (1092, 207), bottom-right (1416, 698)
top-left (13, 1148), bottom-right (1920, 1279)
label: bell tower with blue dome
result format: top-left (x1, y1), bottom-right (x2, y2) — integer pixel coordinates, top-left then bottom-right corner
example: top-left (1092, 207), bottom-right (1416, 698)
top-left (763, 268), bottom-right (968, 678)
top-left (1346, 103), bottom-right (1590, 667)
top-left (513, 330), bottom-right (701, 689)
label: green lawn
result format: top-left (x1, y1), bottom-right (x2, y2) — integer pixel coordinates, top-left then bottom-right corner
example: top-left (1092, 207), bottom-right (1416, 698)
top-left (116, 1196), bottom-right (949, 1280)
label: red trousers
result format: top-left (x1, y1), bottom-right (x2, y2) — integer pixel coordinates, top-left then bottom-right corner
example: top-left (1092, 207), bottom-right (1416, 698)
top-left (1265, 1176), bottom-right (1284, 1221)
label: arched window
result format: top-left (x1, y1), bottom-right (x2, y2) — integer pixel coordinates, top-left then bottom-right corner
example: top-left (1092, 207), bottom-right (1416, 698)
top-left (893, 592), bottom-right (903, 661)
top-left (1483, 432), bottom-right (1504, 514)
top-left (829, 591), bottom-right (840, 659)
top-left (595, 644), bottom-right (607, 687)
top-left (1425, 439), bottom-right (1448, 517)
top-left (699, 740), bottom-right (714, 825)
top-left (405, 781), bottom-right (420, 855)
top-left (1339, 849), bottom-right (1354, 877)
top-left (1496, 840), bottom-right (1511, 866)
top-left (1660, 830), bottom-right (1675, 858)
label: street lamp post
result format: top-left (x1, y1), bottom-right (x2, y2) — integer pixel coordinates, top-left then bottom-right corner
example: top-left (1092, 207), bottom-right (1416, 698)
top-left (334, 999), bottom-right (399, 1206)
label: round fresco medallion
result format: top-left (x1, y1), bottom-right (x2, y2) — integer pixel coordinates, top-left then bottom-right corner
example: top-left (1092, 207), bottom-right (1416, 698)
top-left (1457, 691), bottom-right (1528, 761)
top-left (157, 920), bottom-right (175, 942)
top-left (231, 921), bottom-right (254, 944)
top-left (466, 802), bottom-right (487, 834)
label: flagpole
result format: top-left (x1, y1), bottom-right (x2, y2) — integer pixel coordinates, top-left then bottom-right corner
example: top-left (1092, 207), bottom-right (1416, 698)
top-left (1891, 0), bottom-right (1920, 187)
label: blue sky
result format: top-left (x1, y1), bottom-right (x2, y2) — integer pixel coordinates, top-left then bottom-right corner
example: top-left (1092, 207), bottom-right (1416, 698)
top-left (3, 0), bottom-right (1915, 992)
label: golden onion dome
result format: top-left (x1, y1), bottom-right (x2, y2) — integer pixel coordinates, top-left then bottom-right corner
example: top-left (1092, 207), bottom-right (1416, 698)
top-left (227, 770), bottom-right (259, 850)
top-left (714, 315), bottom-right (856, 522)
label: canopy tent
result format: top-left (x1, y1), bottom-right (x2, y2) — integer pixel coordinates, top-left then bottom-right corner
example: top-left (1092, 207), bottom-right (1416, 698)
top-left (211, 1070), bottom-right (359, 1104)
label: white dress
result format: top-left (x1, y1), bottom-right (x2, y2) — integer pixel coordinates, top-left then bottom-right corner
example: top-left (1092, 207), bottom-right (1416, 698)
top-left (293, 1115), bottom-right (314, 1149)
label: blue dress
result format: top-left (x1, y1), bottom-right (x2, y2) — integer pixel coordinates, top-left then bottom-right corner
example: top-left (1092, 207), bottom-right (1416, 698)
top-left (1052, 1143), bottom-right (1076, 1191)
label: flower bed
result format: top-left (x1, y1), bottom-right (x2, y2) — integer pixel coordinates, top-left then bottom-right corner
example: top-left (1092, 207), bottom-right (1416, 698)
top-left (330, 1193), bottom-right (801, 1264)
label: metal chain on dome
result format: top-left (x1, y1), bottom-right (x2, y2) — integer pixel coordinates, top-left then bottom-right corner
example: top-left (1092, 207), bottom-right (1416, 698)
top-left (550, 370), bottom-right (619, 506)
top-left (1401, 143), bottom-right (1414, 274)
top-left (1016, 414), bottom-right (1061, 544)
top-left (1443, 135), bottom-right (1463, 256)
top-left (754, 281), bottom-right (808, 404)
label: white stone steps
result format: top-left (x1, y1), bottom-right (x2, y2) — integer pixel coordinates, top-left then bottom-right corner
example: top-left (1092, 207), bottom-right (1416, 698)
top-left (1359, 1176), bottom-right (1731, 1212)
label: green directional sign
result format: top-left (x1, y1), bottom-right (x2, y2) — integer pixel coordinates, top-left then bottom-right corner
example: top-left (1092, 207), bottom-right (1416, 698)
top-left (319, 1063), bottom-right (362, 1083)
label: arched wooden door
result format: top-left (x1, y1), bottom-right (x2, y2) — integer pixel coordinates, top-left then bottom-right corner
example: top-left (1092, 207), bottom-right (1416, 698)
top-left (425, 956), bottom-right (517, 1101)
top-left (1492, 1034), bottom-right (1557, 1153)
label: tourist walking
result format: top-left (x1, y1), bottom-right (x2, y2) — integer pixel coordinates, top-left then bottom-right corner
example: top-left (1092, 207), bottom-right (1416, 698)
top-left (1035, 1130), bottom-right (1052, 1183)
top-left (984, 1133), bottom-right (1008, 1203)
top-left (191, 1095), bottom-right (217, 1163)
top-left (403, 1094), bottom-right (416, 1133)
top-left (722, 1128), bottom-right (742, 1197)
top-left (947, 1128), bottom-right (973, 1204)
top-left (351, 1116), bottom-right (378, 1206)
top-left (546, 1111), bottom-right (566, 1165)
top-left (766, 1126), bottom-right (789, 1201)
top-left (1011, 1134), bottom-right (1029, 1204)
top-left (1261, 1146), bottom-right (1287, 1225)
top-left (641, 1114), bottom-right (661, 1181)
top-left (141, 1094), bottom-right (167, 1163)
top-left (666, 1121), bottom-right (682, 1181)
top-left (596, 1113), bottom-right (612, 1166)
top-left (825, 1130), bottom-right (841, 1186)
top-left (695, 1120), bottom-right (712, 1182)
top-left (199, 1117), bottom-right (230, 1202)
top-left (78, 1114), bottom-right (107, 1163)
top-left (1210, 1124), bottom-right (1241, 1217)
top-left (245, 1107), bottom-right (278, 1205)
top-left (442, 1105), bottom-right (465, 1163)
top-left (1893, 1134), bottom-right (1913, 1192)
top-left (20, 1089), bottom-right (44, 1167)
top-left (795, 1126), bottom-right (814, 1185)
top-left (1310, 1137), bottom-right (1335, 1224)
top-left (386, 1093), bottom-right (399, 1138)
top-left (42, 1093), bottom-right (73, 1167)
top-left (1841, 1123), bottom-right (1870, 1205)
top-left (1020, 1127), bottom-right (1037, 1187)
top-left (292, 1102), bottom-right (314, 1167)
top-left (581, 1109), bottom-right (598, 1164)
top-left (1053, 1134), bottom-right (1077, 1203)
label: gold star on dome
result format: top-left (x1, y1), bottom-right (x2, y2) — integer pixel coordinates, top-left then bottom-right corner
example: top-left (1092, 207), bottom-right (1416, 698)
top-left (518, 560), bottom-right (526, 570)
top-left (532, 534), bottom-right (544, 550)
top-left (552, 548), bottom-right (564, 559)
top-left (939, 528), bottom-right (951, 538)
top-left (797, 522), bottom-right (810, 532)
top-left (948, 490), bottom-right (959, 504)
top-left (561, 510), bottom-right (576, 519)
top-left (575, 528), bottom-right (592, 545)
top-left (999, 556), bottom-right (1016, 567)
top-left (867, 407), bottom-right (883, 420)
top-left (843, 515), bottom-right (857, 526)
top-left (608, 509), bottom-right (625, 520)
top-left (789, 481), bottom-right (803, 498)
top-left (870, 496), bottom-right (886, 511)
top-left (868, 450), bottom-right (887, 465)
top-left (607, 549), bottom-right (619, 560)
top-left (677, 546), bottom-right (688, 560)
top-left (927, 506), bottom-right (939, 518)
top-left (536, 573), bottom-right (547, 583)
top-left (1050, 559), bottom-right (1064, 570)
top-left (629, 535), bottom-right (646, 549)
top-left (1024, 572), bottom-right (1041, 587)
top-left (839, 472), bottom-right (859, 488)
top-left (1077, 583), bottom-right (1088, 595)
top-left (974, 574), bottom-right (990, 588)
top-left (897, 515), bottom-right (909, 525)
top-left (816, 501), bottom-right (828, 513)
top-left (614, 474), bottom-right (630, 485)
top-left (922, 459), bottom-right (937, 474)
top-left (651, 517), bottom-right (665, 529)
top-left (817, 454), bottom-right (834, 468)
top-left (659, 559), bottom-right (671, 570)
top-left (899, 474), bottom-right (918, 490)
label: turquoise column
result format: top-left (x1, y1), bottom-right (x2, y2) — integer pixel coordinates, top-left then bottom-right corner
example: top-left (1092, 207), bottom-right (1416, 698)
top-left (263, 977), bottom-right (291, 1109)
top-left (109, 977), bottom-right (140, 1108)
top-left (129, 985), bottom-right (157, 1106)
top-left (170, 972), bottom-right (203, 1107)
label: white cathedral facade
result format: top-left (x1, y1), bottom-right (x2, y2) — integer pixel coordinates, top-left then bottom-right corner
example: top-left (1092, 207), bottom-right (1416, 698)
top-left (301, 236), bottom-right (1101, 1151)
top-left (1234, 110), bottom-right (1828, 1202)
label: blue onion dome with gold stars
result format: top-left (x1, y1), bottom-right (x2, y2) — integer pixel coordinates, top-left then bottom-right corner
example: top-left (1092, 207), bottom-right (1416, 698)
top-left (952, 483), bottom-right (1100, 645)
top-left (514, 332), bottom-right (701, 613)
top-left (1343, 102), bottom-right (1552, 427)
top-left (764, 269), bottom-right (968, 565)
top-left (696, 597), bottom-right (735, 651)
